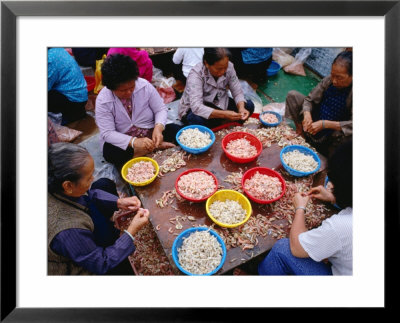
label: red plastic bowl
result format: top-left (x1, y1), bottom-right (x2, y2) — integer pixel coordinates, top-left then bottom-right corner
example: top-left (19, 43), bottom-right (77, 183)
top-left (221, 132), bottom-right (263, 163)
top-left (241, 167), bottom-right (286, 204)
top-left (175, 168), bottom-right (219, 203)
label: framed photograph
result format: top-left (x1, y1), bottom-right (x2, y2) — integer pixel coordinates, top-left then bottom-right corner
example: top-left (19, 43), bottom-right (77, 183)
top-left (1, 0), bottom-right (397, 320)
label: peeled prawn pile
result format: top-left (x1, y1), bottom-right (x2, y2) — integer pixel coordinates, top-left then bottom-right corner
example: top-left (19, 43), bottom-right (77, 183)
top-left (178, 230), bottom-right (223, 275)
top-left (177, 171), bottom-right (216, 199)
top-left (178, 128), bottom-right (212, 148)
top-left (243, 172), bottom-right (282, 201)
top-left (261, 113), bottom-right (279, 124)
top-left (226, 138), bottom-right (257, 158)
top-left (126, 161), bottom-right (155, 183)
top-left (282, 149), bottom-right (318, 173)
top-left (209, 199), bottom-right (247, 225)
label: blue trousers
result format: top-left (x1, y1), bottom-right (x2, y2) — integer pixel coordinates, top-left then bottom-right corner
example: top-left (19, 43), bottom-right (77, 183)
top-left (258, 238), bottom-right (333, 275)
top-left (185, 98), bottom-right (255, 129)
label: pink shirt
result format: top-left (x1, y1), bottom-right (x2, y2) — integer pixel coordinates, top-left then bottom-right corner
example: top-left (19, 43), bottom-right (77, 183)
top-left (107, 48), bottom-right (153, 83)
top-left (95, 78), bottom-right (167, 150)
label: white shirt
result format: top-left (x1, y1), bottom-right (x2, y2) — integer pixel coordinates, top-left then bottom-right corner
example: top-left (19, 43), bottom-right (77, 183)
top-left (299, 207), bottom-right (353, 275)
top-left (172, 48), bottom-right (204, 77)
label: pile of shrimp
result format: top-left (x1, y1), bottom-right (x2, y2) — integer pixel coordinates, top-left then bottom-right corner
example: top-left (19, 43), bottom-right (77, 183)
top-left (282, 149), bottom-right (319, 173)
top-left (126, 161), bottom-right (155, 183)
top-left (208, 199), bottom-right (247, 225)
top-left (177, 230), bottom-right (223, 275)
top-left (178, 128), bottom-right (212, 148)
top-left (177, 171), bottom-right (216, 200)
top-left (261, 112), bottom-right (279, 124)
top-left (225, 137), bottom-right (258, 158)
top-left (243, 171), bottom-right (282, 201)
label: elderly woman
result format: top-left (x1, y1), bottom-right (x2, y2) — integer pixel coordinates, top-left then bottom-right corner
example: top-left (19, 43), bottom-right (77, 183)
top-left (258, 140), bottom-right (352, 275)
top-left (178, 48), bottom-right (255, 129)
top-left (284, 51), bottom-right (352, 157)
top-left (95, 54), bottom-right (175, 171)
top-left (48, 142), bottom-right (149, 275)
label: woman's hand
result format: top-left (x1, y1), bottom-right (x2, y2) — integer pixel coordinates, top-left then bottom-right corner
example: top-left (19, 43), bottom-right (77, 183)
top-left (302, 111), bottom-right (313, 132)
top-left (152, 124), bottom-right (164, 149)
top-left (117, 196), bottom-right (141, 212)
top-left (224, 110), bottom-right (243, 121)
top-left (293, 192), bottom-right (310, 210)
top-left (308, 120), bottom-right (324, 136)
top-left (307, 185), bottom-right (336, 204)
top-left (133, 137), bottom-right (155, 157)
top-left (237, 101), bottom-right (250, 120)
top-left (126, 208), bottom-right (149, 236)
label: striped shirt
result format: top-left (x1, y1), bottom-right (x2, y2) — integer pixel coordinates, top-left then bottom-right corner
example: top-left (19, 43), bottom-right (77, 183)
top-left (299, 207), bottom-right (353, 275)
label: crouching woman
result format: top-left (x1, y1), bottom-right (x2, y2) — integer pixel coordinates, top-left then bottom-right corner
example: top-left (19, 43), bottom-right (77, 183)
top-left (48, 142), bottom-right (149, 275)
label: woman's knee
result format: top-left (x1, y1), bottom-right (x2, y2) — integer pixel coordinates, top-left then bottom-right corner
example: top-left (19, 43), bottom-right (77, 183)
top-left (91, 178), bottom-right (118, 195)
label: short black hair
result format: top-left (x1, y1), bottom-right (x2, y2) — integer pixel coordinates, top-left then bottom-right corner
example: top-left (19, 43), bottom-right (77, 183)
top-left (327, 139), bottom-right (353, 208)
top-left (333, 51), bottom-right (352, 76)
top-left (101, 53), bottom-right (139, 90)
top-left (203, 48), bottom-right (231, 66)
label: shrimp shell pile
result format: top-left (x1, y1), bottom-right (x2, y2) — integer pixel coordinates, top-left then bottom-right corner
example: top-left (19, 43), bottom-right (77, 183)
top-left (282, 149), bottom-right (318, 172)
top-left (126, 161), bottom-right (155, 183)
top-left (178, 230), bottom-right (223, 275)
top-left (226, 138), bottom-right (257, 158)
top-left (209, 199), bottom-right (247, 225)
top-left (158, 150), bottom-right (189, 176)
top-left (178, 128), bottom-right (212, 148)
top-left (177, 171), bottom-right (216, 199)
top-left (261, 112), bottom-right (279, 124)
top-left (243, 172), bottom-right (282, 201)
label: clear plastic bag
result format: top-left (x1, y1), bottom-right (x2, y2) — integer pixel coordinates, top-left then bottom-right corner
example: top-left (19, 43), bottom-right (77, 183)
top-left (272, 48), bottom-right (295, 67)
top-left (52, 123), bottom-right (83, 142)
top-left (229, 80), bottom-right (263, 113)
top-left (283, 48), bottom-right (312, 76)
top-left (262, 102), bottom-right (286, 116)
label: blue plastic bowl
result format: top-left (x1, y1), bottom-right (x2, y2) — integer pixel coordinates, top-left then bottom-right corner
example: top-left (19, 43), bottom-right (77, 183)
top-left (259, 111), bottom-right (282, 127)
top-left (172, 227), bottom-right (227, 276)
top-left (266, 61), bottom-right (281, 76)
top-left (176, 125), bottom-right (215, 154)
top-left (280, 145), bottom-right (321, 177)
top-left (324, 176), bottom-right (342, 210)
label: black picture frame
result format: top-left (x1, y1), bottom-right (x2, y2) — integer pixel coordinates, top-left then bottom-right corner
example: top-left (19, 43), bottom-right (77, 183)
top-left (1, 0), bottom-right (398, 321)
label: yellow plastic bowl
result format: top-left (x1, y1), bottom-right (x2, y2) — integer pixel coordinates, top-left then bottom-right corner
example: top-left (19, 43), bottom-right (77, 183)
top-left (206, 189), bottom-right (252, 228)
top-left (121, 157), bottom-right (159, 186)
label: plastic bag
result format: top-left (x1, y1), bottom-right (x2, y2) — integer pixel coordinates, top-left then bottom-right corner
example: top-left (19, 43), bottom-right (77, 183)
top-left (166, 100), bottom-right (183, 125)
top-left (262, 102), bottom-right (286, 116)
top-left (52, 122), bottom-right (83, 142)
top-left (151, 67), bottom-right (176, 88)
top-left (283, 48), bottom-right (312, 76)
top-left (94, 54), bottom-right (106, 94)
top-left (272, 48), bottom-right (295, 67)
top-left (157, 87), bottom-right (176, 104)
top-left (239, 80), bottom-right (263, 113)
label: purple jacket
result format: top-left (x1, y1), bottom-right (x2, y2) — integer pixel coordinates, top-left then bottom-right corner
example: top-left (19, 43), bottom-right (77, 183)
top-left (95, 77), bottom-right (168, 150)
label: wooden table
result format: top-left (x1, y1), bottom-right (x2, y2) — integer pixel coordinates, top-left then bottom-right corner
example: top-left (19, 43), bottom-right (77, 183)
top-left (134, 122), bottom-right (328, 275)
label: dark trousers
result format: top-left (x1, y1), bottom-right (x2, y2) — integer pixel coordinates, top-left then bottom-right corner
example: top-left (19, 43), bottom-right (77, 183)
top-left (48, 90), bottom-right (87, 125)
top-left (184, 98), bottom-right (255, 129)
top-left (103, 123), bottom-right (183, 171)
top-left (89, 178), bottom-right (135, 275)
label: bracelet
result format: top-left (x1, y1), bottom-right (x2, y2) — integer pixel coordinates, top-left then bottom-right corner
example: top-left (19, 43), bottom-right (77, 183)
top-left (322, 120), bottom-right (325, 129)
top-left (130, 137), bottom-right (136, 148)
top-left (124, 230), bottom-right (135, 243)
top-left (155, 123), bottom-right (165, 131)
top-left (295, 206), bottom-right (306, 213)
